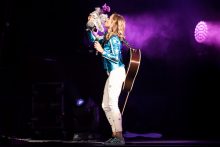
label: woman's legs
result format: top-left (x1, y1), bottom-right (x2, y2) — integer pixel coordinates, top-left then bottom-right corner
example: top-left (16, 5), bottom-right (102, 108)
top-left (102, 67), bottom-right (126, 137)
top-left (102, 78), bottom-right (116, 134)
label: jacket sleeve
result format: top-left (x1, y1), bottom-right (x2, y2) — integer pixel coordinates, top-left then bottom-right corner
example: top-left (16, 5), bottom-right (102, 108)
top-left (102, 36), bottom-right (121, 63)
top-left (87, 30), bottom-right (104, 43)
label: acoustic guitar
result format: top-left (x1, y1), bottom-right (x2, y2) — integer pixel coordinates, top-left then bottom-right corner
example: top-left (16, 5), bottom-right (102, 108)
top-left (122, 47), bottom-right (141, 115)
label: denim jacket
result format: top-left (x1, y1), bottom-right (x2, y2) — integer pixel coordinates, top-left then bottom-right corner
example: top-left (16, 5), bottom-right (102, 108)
top-left (87, 31), bottom-right (125, 73)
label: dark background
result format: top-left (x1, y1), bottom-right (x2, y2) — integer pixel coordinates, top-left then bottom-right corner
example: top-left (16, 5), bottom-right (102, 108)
top-left (0, 0), bottom-right (220, 140)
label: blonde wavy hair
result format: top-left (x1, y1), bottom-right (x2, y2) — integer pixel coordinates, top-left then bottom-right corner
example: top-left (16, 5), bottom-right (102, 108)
top-left (106, 13), bottom-right (126, 41)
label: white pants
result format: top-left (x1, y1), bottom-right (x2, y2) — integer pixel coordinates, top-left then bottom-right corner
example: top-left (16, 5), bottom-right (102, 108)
top-left (102, 67), bottom-right (126, 132)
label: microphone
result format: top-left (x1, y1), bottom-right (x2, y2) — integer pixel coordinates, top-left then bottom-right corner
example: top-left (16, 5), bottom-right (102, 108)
top-left (95, 38), bottom-right (99, 56)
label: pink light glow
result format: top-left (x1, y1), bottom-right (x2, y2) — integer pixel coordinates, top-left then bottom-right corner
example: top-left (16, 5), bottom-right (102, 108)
top-left (194, 21), bottom-right (208, 43)
top-left (194, 21), bottom-right (220, 49)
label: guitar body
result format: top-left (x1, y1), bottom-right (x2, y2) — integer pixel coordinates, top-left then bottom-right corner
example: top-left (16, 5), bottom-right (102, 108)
top-left (123, 48), bottom-right (141, 92)
top-left (121, 48), bottom-right (141, 115)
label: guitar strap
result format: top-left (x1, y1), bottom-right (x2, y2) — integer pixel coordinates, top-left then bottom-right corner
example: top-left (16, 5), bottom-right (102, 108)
top-left (122, 39), bottom-right (131, 49)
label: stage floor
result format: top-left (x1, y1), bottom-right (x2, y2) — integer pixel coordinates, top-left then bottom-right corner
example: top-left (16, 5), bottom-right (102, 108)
top-left (1, 137), bottom-right (219, 147)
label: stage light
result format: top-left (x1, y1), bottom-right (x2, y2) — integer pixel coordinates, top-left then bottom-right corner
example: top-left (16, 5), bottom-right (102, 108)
top-left (72, 97), bottom-right (101, 141)
top-left (194, 21), bottom-right (208, 43)
top-left (75, 98), bottom-right (85, 107)
top-left (194, 20), bottom-right (220, 48)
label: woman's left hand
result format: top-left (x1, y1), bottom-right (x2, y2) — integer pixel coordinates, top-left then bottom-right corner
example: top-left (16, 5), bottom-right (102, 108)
top-left (94, 41), bottom-right (104, 53)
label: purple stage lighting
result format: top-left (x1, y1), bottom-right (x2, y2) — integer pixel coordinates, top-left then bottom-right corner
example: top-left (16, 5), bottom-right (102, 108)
top-left (124, 13), bottom-right (182, 58)
top-left (194, 21), bottom-right (208, 43)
